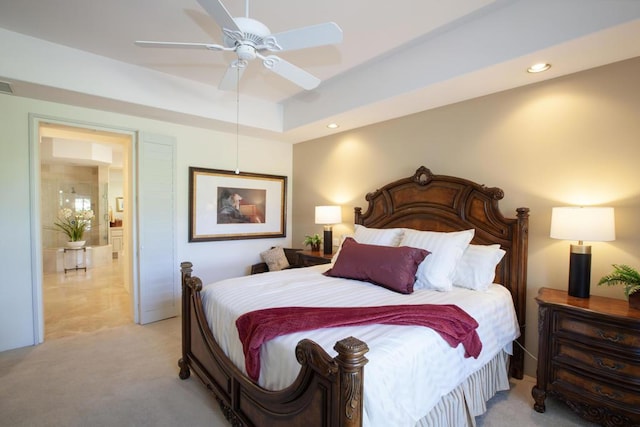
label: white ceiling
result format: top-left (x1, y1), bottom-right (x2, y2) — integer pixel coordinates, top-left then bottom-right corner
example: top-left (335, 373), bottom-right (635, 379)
top-left (1, 0), bottom-right (640, 143)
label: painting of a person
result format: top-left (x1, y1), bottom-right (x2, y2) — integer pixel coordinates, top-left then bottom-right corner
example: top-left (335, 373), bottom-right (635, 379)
top-left (218, 189), bottom-right (250, 223)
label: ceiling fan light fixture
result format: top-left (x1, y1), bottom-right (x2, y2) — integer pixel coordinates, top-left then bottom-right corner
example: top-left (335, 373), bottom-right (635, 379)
top-left (236, 44), bottom-right (257, 61)
top-left (527, 63), bottom-right (551, 73)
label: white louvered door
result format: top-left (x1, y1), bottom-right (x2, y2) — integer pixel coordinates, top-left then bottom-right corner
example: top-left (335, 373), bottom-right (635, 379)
top-left (137, 133), bottom-right (177, 324)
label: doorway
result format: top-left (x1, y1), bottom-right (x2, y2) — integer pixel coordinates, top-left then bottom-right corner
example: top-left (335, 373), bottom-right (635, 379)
top-left (38, 121), bottom-right (134, 340)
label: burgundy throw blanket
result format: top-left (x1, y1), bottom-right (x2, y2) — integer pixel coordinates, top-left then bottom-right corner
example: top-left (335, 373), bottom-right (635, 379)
top-left (236, 304), bottom-right (482, 381)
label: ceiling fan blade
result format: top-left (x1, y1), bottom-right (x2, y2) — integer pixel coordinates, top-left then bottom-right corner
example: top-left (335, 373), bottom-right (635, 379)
top-left (259, 55), bottom-right (320, 90)
top-left (264, 22), bottom-right (343, 52)
top-left (134, 41), bottom-right (230, 51)
top-left (197, 0), bottom-right (241, 33)
top-left (218, 60), bottom-right (247, 91)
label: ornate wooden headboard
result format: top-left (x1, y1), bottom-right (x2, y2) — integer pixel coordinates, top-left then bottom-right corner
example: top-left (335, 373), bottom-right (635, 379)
top-left (355, 166), bottom-right (529, 378)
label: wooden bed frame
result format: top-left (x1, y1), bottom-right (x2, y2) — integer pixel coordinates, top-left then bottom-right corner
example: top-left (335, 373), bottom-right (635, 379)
top-left (178, 166), bottom-right (529, 427)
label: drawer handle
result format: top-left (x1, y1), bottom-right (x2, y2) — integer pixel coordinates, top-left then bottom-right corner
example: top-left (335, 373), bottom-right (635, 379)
top-left (594, 357), bottom-right (624, 371)
top-left (596, 329), bottom-right (623, 343)
top-left (594, 385), bottom-right (622, 400)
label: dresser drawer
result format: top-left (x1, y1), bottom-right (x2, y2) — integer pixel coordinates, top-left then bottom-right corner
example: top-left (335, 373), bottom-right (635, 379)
top-left (534, 288), bottom-right (640, 425)
top-left (555, 341), bottom-right (640, 385)
top-left (555, 311), bottom-right (640, 349)
top-left (552, 366), bottom-right (640, 409)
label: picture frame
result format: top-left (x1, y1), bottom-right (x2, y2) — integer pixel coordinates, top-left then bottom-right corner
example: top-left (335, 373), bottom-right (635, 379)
top-left (188, 167), bottom-right (287, 242)
top-left (115, 197), bottom-right (124, 212)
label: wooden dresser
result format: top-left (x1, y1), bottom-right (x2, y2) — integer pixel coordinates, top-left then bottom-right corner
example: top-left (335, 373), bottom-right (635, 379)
top-left (532, 287), bottom-right (640, 426)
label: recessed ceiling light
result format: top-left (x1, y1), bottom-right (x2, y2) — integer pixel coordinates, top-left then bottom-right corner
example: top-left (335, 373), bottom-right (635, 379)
top-left (327, 123), bottom-right (339, 129)
top-left (527, 63), bottom-right (551, 73)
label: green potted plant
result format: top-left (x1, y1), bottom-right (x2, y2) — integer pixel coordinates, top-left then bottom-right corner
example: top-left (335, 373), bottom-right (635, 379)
top-left (598, 264), bottom-right (640, 309)
top-left (54, 207), bottom-right (95, 247)
top-left (303, 233), bottom-right (322, 252)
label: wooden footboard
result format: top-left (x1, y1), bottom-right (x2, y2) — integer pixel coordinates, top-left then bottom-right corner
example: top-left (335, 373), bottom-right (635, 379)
top-left (179, 262), bottom-right (369, 427)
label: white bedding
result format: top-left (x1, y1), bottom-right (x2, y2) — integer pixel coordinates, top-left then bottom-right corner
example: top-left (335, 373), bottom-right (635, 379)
top-left (201, 264), bottom-right (519, 427)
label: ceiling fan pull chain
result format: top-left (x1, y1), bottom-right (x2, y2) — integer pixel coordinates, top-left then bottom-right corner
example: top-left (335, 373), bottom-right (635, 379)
top-left (235, 66), bottom-right (240, 175)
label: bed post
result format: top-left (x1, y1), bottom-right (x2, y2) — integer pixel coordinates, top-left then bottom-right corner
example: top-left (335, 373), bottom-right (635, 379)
top-left (178, 261), bottom-right (193, 380)
top-left (512, 207), bottom-right (530, 379)
top-left (334, 337), bottom-right (369, 427)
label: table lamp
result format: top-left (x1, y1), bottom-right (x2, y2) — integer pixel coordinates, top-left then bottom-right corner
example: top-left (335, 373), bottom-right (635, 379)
top-left (315, 205), bottom-right (341, 255)
top-left (550, 206), bottom-right (615, 298)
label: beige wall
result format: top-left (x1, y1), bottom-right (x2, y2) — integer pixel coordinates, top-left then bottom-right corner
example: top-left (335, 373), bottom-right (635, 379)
top-left (292, 57), bottom-right (640, 376)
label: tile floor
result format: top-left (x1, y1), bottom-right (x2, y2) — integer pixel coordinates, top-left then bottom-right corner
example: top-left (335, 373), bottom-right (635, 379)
top-left (42, 255), bottom-right (132, 340)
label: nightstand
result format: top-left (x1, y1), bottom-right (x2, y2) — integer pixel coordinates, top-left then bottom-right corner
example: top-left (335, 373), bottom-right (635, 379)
top-left (297, 250), bottom-right (333, 267)
top-left (532, 287), bottom-right (640, 426)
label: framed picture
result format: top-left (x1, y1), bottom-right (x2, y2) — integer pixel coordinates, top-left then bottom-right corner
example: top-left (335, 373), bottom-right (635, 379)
top-left (115, 197), bottom-right (124, 212)
top-left (188, 167), bottom-right (287, 242)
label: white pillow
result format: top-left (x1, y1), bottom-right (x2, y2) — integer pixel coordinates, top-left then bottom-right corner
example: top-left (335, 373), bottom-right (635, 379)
top-left (260, 246), bottom-right (289, 271)
top-left (353, 224), bottom-right (404, 246)
top-left (400, 228), bottom-right (474, 291)
top-left (453, 244), bottom-right (506, 291)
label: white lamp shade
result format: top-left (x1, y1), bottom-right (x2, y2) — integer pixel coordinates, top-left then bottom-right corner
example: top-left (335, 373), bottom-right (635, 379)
top-left (315, 205), bottom-right (341, 225)
top-left (550, 207), bottom-right (615, 242)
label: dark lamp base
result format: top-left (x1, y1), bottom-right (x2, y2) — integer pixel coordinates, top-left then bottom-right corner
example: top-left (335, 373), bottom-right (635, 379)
top-left (323, 228), bottom-right (333, 255)
top-left (568, 248), bottom-right (591, 298)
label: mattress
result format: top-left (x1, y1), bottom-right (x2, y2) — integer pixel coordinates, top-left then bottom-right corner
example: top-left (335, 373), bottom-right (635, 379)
top-left (201, 264), bottom-right (519, 427)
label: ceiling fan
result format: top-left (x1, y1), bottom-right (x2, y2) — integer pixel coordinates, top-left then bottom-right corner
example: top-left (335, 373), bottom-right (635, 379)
top-left (135, 0), bottom-right (343, 91)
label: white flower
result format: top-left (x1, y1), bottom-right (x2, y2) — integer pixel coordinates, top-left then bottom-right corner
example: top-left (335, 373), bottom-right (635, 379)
top-left (60, 207), bottom-right (73, 219)
top-left (54, 208), bottom-right (94, 241)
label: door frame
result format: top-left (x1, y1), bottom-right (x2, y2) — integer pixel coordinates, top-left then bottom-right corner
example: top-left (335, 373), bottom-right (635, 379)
top-left (28, 113), bottom-right (139, 343)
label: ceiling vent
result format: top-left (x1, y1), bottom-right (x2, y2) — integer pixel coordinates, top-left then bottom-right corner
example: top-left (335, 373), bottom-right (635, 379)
top-left (0, 81), bottom-right (13, 95)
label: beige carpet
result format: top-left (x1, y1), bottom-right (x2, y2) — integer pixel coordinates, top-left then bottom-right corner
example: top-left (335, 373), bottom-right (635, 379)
top-left (0, 317), bottom-right (595, 427)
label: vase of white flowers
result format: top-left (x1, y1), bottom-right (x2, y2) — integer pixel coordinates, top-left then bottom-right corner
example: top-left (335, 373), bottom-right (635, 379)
top-left (54, 208), bottom-right (94, 247)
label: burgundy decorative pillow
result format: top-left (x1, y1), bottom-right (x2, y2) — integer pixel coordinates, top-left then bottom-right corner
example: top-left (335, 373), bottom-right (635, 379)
top-left (324, 237), bottom-right (430, 294)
